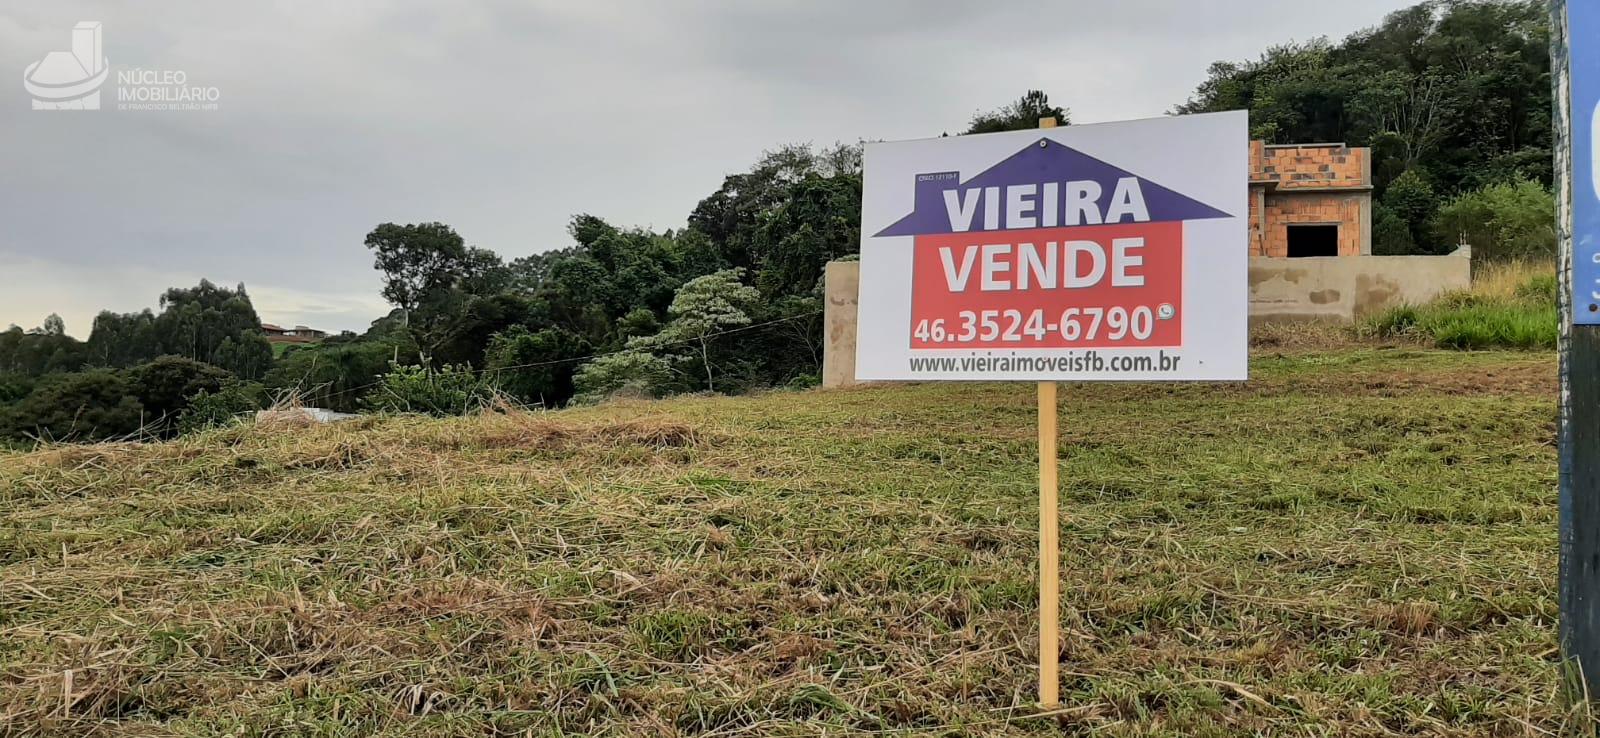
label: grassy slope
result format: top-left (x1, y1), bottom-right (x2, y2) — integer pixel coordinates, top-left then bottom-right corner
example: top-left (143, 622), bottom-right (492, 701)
top-left (0, 349), bottom-right (1563, 737)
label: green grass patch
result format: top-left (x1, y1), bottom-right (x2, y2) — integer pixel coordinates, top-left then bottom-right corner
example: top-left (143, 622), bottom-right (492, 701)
top-left (0, 348), bottom-right (1565, 736)
top-left (1363, 263), bottom-right (1558, 350)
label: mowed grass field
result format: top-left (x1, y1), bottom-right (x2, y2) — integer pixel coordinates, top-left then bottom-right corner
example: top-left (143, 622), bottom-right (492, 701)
top-left (0, 348), bottom-right (1565, 736)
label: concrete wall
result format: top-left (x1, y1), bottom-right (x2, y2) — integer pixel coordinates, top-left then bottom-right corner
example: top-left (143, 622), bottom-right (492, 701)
top-left (821, 248), bottom-right (1472, 387)
top-left (1248, 246), bottom-right (1471, 322)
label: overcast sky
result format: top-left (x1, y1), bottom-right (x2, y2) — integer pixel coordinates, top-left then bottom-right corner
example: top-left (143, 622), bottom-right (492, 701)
top-left (1, 0), bottom-right (1416, 337)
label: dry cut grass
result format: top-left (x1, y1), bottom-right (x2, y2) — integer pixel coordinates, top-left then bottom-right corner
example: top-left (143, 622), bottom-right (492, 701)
top-left (1471, 258), bottom-right (1558, 302)
top-left (0, 348), bottom-right (1569, 736)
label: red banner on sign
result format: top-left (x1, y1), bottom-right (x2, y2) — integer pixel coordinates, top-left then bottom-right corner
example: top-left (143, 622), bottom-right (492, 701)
top-left (908, 222), bottom-right (1183, 349)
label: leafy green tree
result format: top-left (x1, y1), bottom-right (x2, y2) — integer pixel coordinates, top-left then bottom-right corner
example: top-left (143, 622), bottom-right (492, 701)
top-left (616, 308), bottom-right (660, 340)
top-left (1177, 0), bottom-right (1551, 196)
top-left (965, 90), bottom-right (1070, 134)
top-left (84, 282), bottom-right (270, 377)
top-left (672, 228), bottom-right (728, 279)
top-left (554, 217), bottom-right (690, 317)
top-left (1383, 169), bottom-right (1440, 252)
top-left (753, 291), bottom-right (826, 383)
top-left (503, 215), bottom-right (720, 366)
top-left (212, 333), bottom-right (274, 380)
top-left (40, 314), bottom-right (65, 336)
top-left (367, 222), bottom-right (472, 312)
top-left (153, 281), bottom-right (266, 363)
top-left (1178, 41), bottom-right (1344, 143)
top-left (87, 310), bottom-right (160, 367)
top-left (688, 144), bottom-right (861, 271)
top-left (604, 233), bottom-right (681, 316)
top-left (754, 174), bottom-right (862, 297)
top-left (567, 213), bottom-right (617, 250)
top-left (0, 324), bottom-right (88, 376)
top-left (647, 268), bottom-right (761, 392)
top-left (365, 222), bottom-right (506, 361)
top-left (542, 254), bottom-right (615, 313)
top-left (429, 293), bottom-right (549, 369)
top-left (1371, 201), bottom-right (1417, 255)
top-left (496, 157), bottom-right (856, 401)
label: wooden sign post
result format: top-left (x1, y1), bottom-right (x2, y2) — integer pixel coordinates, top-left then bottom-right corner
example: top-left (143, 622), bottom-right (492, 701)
top-left (1037, 379), bottom-right (1060, 706)
top-left (1036, 117), bottom-right (1061, 708)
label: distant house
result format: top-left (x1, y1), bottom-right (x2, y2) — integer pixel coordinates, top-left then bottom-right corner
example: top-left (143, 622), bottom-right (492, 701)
top-left (261, 322), bottom-right (328, 344)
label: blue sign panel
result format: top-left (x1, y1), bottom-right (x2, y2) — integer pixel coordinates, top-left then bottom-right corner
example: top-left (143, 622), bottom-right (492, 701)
top-left (1576, 1), bottom-right (1600, 323)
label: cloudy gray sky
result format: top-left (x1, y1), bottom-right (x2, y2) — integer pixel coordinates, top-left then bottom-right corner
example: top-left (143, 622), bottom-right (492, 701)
top-left (1, 0), bottom-right (1415, 337)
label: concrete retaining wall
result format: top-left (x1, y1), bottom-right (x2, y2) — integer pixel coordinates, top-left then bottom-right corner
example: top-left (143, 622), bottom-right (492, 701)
top-left (821, 248), bottom-right (1472, 388)
top-left (1247, 246), bottom-right (1471, 322)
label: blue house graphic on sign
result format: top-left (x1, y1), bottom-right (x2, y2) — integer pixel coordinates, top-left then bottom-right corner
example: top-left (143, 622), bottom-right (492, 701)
top-left (875, 139), bottom-right (1232, 238)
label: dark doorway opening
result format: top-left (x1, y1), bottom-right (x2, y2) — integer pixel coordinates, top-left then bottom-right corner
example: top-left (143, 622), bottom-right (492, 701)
top-left (1287, 225), bottom-right (1339, 257)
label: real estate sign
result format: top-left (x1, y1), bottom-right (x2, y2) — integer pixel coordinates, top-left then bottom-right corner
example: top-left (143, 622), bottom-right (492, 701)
top-left (856, 111), bottom-right (1249, 381)
top-left (1573, 0), bottom-right (1600, 324)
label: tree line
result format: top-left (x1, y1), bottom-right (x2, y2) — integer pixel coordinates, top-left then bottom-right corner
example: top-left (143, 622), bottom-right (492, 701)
top-left (1177, 0), bottom-right (1555, 258)
top-left (0, 0), bottom-right (1557, 444)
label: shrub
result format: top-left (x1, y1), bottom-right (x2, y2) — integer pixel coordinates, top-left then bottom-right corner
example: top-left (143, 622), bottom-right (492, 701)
top-left (177, 380), bottom-right (268, 434)
top-left (0, 373), bottom-right (34, 404)
top-left (573, 352), bottom-right (678, 403)
top-left (265, 340), bottom-right (414, 413)
top-left (126, 356), bottom-right (232, 426)
top-left (484, 326), bottom-right (588, 406)
top-left (785, 373), bottom-right (821, 390)
top-left (0, 370), bottom-right (146, 442)
top-left (361, 363), bottom-right (495, 416)
top-left (1515, 272), bottom-right (1557, 304)
top-left (1433, 179), bottom-right (1556, 262)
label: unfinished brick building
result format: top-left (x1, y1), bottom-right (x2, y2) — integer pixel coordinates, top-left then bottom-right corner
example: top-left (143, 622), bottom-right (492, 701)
top-left (1248, 140), bottom-right (1371, 257)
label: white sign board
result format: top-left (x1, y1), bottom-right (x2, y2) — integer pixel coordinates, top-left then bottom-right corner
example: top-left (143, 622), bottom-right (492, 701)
top-left (856, 111), bottom-right (1248, 381)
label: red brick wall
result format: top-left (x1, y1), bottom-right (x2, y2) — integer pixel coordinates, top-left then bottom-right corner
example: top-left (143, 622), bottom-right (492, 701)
top-left (1251, 144), bottom-right (1368, 189)
top-left (1258, 192), bottom-right (1366, 257)
top-left (1248, 186), bottom-right (1263, 254)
